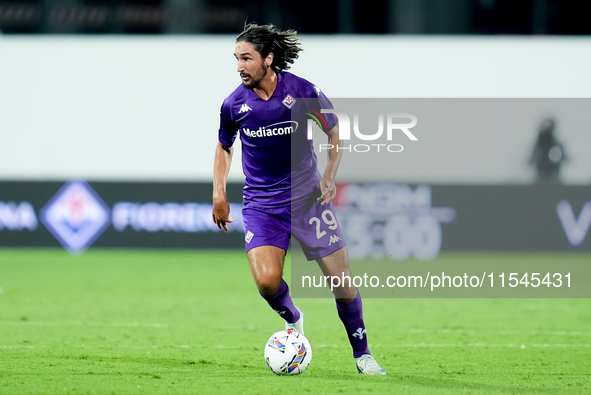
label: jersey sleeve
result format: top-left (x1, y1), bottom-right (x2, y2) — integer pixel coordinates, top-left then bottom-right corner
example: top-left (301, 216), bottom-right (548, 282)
top-left (218, 100), bottom-right (239, 147)
top-left (316, 89), bottom-right (338, 133)
top-left (306, 84), bottom-right (338, 134)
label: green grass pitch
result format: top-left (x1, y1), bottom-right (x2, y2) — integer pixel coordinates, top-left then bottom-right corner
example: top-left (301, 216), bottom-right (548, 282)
top-left (0, 248), bottom-right (590, 394)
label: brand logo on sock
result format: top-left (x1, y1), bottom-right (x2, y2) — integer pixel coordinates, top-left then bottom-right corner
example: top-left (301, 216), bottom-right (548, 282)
top-left (273, 309), bottom-right (286, 316)
top-left (352, 327), bottom-right (366, 340)
top-left (245, 230), bottom-right (254, 243)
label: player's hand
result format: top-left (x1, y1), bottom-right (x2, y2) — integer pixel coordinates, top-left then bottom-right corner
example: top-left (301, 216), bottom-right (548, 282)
top-left (212, 197), bottom-right (235, 232)
top-left (317, 177), bottom-right (337, 205)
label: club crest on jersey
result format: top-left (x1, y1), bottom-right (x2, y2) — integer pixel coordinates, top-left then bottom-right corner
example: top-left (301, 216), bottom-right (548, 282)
top-left (282, 94), bottom-right (296, 109)
top-left (245, 230), bottom-right (254, 243)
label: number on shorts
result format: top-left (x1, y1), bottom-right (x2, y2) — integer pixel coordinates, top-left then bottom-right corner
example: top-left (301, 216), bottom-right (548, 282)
top-left (322, 210), bottom-right (338, 230)
top-left (309, 209), bottom-right (338, 239)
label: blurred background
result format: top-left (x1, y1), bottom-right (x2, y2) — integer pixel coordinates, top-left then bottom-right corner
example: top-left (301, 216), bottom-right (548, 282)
top-left (1, 0), bottom-right (591, 34)
top-left (1, 0), bottom-right (590, 256)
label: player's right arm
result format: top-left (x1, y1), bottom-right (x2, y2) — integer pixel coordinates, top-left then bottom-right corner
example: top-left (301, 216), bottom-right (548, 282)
top-left (212, 141), bottom-right (235, 232)
top-left (213, 97), bottom-right (239, 231)
top-left (318, 123), bottom-right (342, 205)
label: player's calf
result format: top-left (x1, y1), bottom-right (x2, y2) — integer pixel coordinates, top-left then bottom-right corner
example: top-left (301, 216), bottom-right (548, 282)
top-left (259, 279), bottom-right (301, 325)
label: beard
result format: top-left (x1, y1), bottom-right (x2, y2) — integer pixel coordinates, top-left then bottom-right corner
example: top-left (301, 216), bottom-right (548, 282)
top-left (241, 62), bottom-right (268, 89)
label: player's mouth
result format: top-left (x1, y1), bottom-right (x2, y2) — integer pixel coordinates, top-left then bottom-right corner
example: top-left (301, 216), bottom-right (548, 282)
top-left (240, 73), bottom-right (250, 81)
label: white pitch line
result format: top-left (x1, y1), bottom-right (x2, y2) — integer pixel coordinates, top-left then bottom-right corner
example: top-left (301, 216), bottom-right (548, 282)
top-left (2, 321), bottom-right (590, 338)
top-left (0, 345), bottom-right (194, 349)
top-left (406, 328), bottom-right (591, 336)
top-left (389, 343), bottom-right (591, 348)
top-left (0, 321), bottom-right (168, 328)
top-left (0, 343), bottom-right (589, 349)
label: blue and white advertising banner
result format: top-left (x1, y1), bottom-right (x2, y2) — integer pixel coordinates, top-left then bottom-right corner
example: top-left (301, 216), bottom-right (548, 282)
top-left (0, 180), bottom-right (244, 253)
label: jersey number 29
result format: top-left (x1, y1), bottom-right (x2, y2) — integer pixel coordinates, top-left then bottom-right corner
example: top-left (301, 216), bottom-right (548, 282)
top-left (309, 210), bottom-right (338, 239)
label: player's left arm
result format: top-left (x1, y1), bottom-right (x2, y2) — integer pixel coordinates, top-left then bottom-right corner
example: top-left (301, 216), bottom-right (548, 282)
top-left (318, 123), bottom-right (342, 205)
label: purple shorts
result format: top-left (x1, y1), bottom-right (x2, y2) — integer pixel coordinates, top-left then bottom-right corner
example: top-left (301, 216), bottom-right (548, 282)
top-left (242, 193), bottom-right (347, 261)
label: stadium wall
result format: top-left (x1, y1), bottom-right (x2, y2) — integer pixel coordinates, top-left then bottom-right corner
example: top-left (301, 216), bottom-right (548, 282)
top-left (1, 35), bottom-right (591, 184)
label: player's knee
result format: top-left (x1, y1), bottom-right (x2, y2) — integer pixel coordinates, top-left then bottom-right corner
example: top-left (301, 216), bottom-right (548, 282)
top-left (334, 286), bottom-right (358, 302)
top-left (256, 275), bottom-right (282, 296)
top-left (335, 296), bottom-right (356, 303)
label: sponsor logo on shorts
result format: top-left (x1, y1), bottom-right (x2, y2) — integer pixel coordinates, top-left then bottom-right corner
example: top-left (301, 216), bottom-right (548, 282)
top-left (328, 234), bottom-right (341, 246)
top-left (245, 230), bottom-right (254, 243)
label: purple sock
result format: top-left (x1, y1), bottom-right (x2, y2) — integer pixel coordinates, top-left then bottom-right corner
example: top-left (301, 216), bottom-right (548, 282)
top-left (259, 279), bottom-right (300, 324)
top-left (336, 292), bottom-right (371, 358)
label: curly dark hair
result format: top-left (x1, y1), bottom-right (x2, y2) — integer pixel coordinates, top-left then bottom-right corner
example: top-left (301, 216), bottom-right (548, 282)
top-left (236, 23), bottom-right (302, 74)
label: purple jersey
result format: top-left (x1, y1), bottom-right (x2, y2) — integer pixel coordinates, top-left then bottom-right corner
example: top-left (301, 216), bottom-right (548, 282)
top-left (218, 72), bottom-right (337, 208)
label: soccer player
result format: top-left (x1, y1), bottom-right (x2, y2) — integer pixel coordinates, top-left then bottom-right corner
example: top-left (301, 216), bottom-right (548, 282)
top-left (212, 23), bottom-right (386, 375)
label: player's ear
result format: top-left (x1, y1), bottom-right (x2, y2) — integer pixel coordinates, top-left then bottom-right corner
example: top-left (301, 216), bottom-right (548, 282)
top-left (265, 53), bottom-right (274, 67)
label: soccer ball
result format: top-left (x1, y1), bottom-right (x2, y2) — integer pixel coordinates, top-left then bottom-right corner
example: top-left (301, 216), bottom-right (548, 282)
top-left (264, 329), bottom-right (312, 375)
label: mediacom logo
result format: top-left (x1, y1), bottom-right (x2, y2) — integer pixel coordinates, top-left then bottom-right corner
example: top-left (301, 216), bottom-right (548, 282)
top-left (242, 121), bottom-right (298, 138)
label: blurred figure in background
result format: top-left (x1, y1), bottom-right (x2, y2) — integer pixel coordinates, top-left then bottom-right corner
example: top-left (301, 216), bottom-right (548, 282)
top-left (530, 118), bottom-right (567, 183)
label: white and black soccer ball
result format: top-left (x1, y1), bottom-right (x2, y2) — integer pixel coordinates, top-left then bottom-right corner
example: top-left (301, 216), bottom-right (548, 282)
top-left (264, 329), bottom-right (312, 375)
